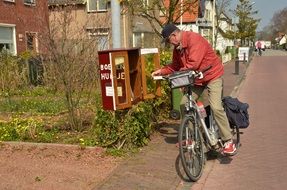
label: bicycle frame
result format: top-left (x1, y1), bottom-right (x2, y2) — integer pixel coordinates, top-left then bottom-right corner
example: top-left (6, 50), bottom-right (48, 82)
top-left (155, 69), bottom-right (225, 148)
top-left (184, 86), bottom-right (219, 147)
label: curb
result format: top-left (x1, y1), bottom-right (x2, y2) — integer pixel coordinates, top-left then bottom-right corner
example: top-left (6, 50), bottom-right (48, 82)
top-left (0, 141), bottom-right (101, 150)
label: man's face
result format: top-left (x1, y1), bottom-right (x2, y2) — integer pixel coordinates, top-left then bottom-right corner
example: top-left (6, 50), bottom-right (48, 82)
top-left (167, 32), bottom-right (180, 47)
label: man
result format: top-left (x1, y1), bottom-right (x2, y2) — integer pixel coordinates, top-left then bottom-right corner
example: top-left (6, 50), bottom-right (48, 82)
top-left (255, 40), bottom-right (262, 55)
top-left (152, 23), bottom-right (236, 155)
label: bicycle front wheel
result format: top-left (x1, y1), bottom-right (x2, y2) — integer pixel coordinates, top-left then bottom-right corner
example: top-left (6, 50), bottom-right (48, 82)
top-left (178, 116), bottom-right (205, 182)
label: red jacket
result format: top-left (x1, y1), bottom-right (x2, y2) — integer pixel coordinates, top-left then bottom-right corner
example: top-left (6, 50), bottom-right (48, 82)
top-left (160, 31), bottom-right (224, 86)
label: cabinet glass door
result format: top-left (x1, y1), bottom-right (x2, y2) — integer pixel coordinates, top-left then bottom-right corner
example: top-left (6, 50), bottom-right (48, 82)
top-left (111, 52), bottom-right (131, 109)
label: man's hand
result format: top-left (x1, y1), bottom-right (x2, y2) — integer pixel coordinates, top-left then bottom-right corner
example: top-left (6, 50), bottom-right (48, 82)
top-left (151, 69), bottom-right (162, 77)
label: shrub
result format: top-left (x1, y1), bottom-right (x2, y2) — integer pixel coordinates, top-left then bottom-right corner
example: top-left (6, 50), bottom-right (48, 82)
top-left (92, 101), bottom-right (156, 149)
top-left (92, 108), bottom-right (120, 147)
top-left (123, 101), bottom-right (154, 148)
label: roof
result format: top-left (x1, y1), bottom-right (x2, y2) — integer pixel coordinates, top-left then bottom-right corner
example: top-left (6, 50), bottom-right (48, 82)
top-left (48, 0), bottom-right (86, 6)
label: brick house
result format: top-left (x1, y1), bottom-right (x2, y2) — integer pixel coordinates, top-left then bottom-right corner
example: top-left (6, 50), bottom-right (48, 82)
top-left (159, 0), bottom-right (199, 31)
top-left (48, 0), bottom-right (160, 50)
top-left (0, 0), bottom-right (49, 55)
top-left (48, 0), bottom-right (111, 50)
top-left (159, 0), bottom-right (216, 45)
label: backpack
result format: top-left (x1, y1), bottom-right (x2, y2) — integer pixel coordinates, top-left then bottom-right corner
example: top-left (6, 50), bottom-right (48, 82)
top-left (222, 96), bottom-right (250, 129)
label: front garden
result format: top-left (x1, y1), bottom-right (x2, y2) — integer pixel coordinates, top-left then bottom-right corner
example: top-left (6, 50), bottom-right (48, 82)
top-left (0, 50), bottom-right (172, 155)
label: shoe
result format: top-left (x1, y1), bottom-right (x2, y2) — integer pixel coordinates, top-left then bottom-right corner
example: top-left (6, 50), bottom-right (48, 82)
top-left (223, 141), bottom-right (237, 155)
top-left (176, 139), bottom-right (192, 148)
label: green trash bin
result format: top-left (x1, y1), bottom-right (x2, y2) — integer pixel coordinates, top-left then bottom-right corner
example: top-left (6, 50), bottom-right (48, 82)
top-left (170, 88), bottom-right (183, 120)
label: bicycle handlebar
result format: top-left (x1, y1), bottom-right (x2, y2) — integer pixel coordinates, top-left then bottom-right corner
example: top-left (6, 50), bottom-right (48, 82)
top-left (165, 70), bottom-right (203, 80)
top-left (152, 66), bottom-right (212, 89)
top-left (152, 66), bottom-right (212, 81)
top-left (153, 70), bottom-right (201, 81)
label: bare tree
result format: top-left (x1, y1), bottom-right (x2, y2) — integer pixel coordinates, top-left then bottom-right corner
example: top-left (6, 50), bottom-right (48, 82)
top-left (256, 25), bottom-right (273, 42)
top-left (270, 7), bottom-right (287, 36)
top-left (122, 0), bottom-right (199, 37)
top-left (39, 5), bottom-right (110, 130)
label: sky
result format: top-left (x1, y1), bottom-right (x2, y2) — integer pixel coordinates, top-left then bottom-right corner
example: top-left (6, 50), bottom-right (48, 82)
top-left (229, 0), bottom-right (287, 31)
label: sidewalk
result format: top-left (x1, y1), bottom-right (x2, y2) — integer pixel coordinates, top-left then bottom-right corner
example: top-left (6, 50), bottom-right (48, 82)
top-left (189, 51), bottom-right (287, 190)
top-left (94, 59), bottom-right (250, 190)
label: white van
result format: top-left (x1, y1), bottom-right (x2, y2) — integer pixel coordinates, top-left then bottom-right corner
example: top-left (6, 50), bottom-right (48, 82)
top-left (264, 41), bottom-right (271, 49)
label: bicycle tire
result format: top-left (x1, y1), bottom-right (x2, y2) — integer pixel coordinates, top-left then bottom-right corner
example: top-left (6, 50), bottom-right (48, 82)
top-left (178, 115), bottom-right (205, 182)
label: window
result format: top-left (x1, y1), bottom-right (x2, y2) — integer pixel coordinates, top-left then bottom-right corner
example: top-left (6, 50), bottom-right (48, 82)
top-left (0, 25), bottom-right (16, 55)
top-left (24, 0), bottom-right (36, 6)
top-left (133, 32), bottom-right (143, 48)
top-left (87, 28), bottom-right (109, 50)
top-left (205, 9), bottom-right (211, 21)
top-left (4, 0), bottom-right (15, 3)
top-left (87, 0), bottom-right (107, 12)
top-left (133, 32), bottom-right (157, 48)
top-left (159, 9), bottom-right (166, 17)
top-left (143, 0), bottom-right (149, 7)
top-left (201, 29), bottom-right (212, 44)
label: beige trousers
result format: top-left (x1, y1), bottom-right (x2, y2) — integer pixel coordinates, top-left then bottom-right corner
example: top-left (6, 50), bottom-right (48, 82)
top-left (180, 77), bottom-right (232, 141)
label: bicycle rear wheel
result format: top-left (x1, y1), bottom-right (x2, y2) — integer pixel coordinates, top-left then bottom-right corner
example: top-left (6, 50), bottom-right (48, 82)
top-left (232, 125), bottom-right (240, 150)
top-left (178, 116), bottom-right (204, 182)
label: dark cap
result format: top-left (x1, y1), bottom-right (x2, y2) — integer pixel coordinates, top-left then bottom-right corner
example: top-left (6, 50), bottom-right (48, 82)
top-left (161, 23), bottom-right (179, 42)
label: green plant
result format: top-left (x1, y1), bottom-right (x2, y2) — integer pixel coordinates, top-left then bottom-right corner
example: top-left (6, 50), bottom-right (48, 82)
top-left (92, 108), bottom-right (120, 147)
top-left (225, 46), bottom-right (230, 54)
top-left (0, 117), bottom-right (45, 141)
top-left (123, 101), bottom-right (154, 148)
top-left (144, 54), bottom-right (157, 93)
top-left (105, 148), bottom-right (127, 157)
top-left (160, 50), bottom-right (172, 66)
top-left (0, 97), bottom-right (66, 115)
top-left (0, 121), bottom-right (19, 141)
top-left (91, 100), bottom-right (159, 149)
top-left (0, 51), bottom-right (26, 100)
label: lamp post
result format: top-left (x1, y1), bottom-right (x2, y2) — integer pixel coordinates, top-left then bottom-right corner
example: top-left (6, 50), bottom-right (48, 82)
top-left (180, 0), bottom-right (183, 29)
top-left (111, 0), bottom-right (121, 48)
top-left (212, 0), bottom-right (215, 48)
top-left (233, 17), bottom-right (238, 57)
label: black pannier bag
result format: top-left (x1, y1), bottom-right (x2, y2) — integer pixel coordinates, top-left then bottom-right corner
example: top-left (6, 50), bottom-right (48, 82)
top-left (222, 96), bottom-right (250, 128)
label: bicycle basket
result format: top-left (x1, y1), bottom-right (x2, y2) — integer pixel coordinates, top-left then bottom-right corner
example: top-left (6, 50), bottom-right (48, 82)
top-left (169, 71), bottom-right (194, 89)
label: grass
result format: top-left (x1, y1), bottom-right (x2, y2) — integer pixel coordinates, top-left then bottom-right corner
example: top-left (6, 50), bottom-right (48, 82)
top-left (0, 97), bottom-right (66, 115)
top-left (0, 86), bottom-right (66, 115)
top-left (0, 86), bottom-right (166, 153)
top-left (0, 87), bottom-right (98, 146)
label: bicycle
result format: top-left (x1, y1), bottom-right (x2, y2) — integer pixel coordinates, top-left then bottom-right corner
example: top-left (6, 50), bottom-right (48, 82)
top-left (256, 48), bottom-right (262, 56)
top-left (154, 69), bottom-right (240, 181)
top-left (258, 48), bottom-right (262, 56)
